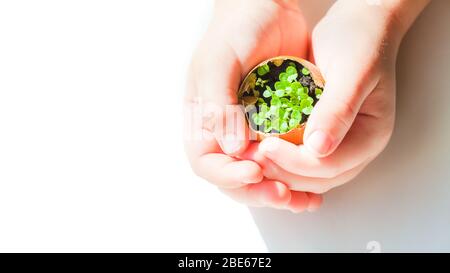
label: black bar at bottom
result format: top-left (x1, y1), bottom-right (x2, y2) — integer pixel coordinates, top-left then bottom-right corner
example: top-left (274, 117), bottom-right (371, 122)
top-left (0, 253), bottom-right (446, 272)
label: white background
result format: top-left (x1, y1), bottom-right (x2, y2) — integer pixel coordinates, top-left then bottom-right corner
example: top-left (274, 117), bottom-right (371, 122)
top-left (0, 0), bottom-right (265, 252)
top-left (1, 0), bottom-right (449, 252)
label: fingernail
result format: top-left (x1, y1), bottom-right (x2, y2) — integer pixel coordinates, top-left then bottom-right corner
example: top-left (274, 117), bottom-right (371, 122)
top-left (305, 130), bottom-right (332, 156)
top-left (221, 134), bottom-right (241, 154)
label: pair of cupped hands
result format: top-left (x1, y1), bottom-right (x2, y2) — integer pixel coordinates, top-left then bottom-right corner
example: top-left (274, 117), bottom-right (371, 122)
top-left (185, 0), bottom-right (400, 212)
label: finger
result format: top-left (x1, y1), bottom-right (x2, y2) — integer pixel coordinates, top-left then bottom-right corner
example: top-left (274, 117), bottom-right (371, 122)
top-left (189, 41), bottom-right (242, 105)
top-left (198, 153), bottom-right (263, 189)
top-left (305, 35), bottom-right (381, 157)
top-left (190, 45), bottom-right (250, 156)
top-left (258, 115), bottom-right (381, 179)
top-left (184, 103), bottom-right (263, 188)
top-left (263, 156), bottom-right (367, 193)
top-left (221, 180), bottom-right (292, 208)
top-left (241, 142), bottom-right (368, 193)
top-left (223, 180), bottom-right (317, 213)
top-left (286, 191), bottom-right (309, 213)
top-left (222, 177), bottom-right (322, 213)
top-left (187, 130), bottom-right (263, 189)
top-left (306, 192), bottom-right (323, 212)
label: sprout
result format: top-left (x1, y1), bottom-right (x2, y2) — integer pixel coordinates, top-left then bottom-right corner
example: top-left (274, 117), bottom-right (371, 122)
top-left (252, 112), bottom-right (265, 126)
top-left (270, 96), bottom-right (281, 107)
top-left (289, 118), bottom-right (299, 128)
top-left (263, 90), bottom-right (272, 98)
top-left (257, 64), bottom-right (270, 76)
top-left (286, 66), bottom-right (298, 82)
top-left (279, 72), bottom-right (288, 82)
top-left (280, 121), bottom-right (289, 132)
top-left (287, 74), bottom-right (298, 83)
top-left (260, 104), bottom-right (269, 114)
top-left (315, 88), bottom-right (323, 99)
top-left (301, 67), bottom-right (310, 75)
top-left (262, 86), bottom-right (273, 97)
top-left (263, 119), bottom-right (272, 133)
top-left (275, 89), bottom-right (285, 97)
top-left (300, 97), bottom-right (312, 109)
top-left (274, 81), bottom-right (287, 91)
top-left (302, 106), bottom-right (313, 115)
top-left (256, 77), bottom-right (268, 87)
top-left (286, 66), bottom-right (297, 75)
top-left (280, 98), bottom-right (290, 107)
top-left (299, 90), bottom-right (308, 99)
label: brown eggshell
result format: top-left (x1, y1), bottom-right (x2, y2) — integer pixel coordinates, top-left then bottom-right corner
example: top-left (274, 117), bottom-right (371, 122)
top-left (238, 56), bottom-right (324, 145)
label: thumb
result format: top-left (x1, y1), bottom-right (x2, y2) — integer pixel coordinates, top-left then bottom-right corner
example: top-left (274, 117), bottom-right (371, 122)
top-left (303, 60), bottom-right (379, 158)
top-left (194, 52), bottom-right (250, 156)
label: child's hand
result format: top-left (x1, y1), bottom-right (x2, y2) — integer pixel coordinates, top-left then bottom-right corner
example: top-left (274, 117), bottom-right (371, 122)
top-left (258, 0), bottom-right (428, 193)
top-left (184, 0), bottom-right (321, 212)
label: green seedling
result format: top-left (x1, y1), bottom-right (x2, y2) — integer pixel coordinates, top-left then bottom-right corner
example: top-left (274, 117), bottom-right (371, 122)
top-left (301, 67), bottom-right (310, 76)
top-left (257, 64), bottom-right (270, 76)
top-left (248, 63), bottom-right (322, 134)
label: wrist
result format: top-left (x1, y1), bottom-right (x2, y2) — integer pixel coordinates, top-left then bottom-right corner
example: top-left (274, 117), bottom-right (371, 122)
top-left (331, 0), bottom-right (430, 36)
top-left (380, 0), bottom-right (431, 35)
top-left (327, 0), bottom-right (429, 53)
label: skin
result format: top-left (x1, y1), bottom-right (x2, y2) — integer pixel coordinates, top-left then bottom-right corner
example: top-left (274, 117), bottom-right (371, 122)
top-left (185, 0), bottom-right (430, 212)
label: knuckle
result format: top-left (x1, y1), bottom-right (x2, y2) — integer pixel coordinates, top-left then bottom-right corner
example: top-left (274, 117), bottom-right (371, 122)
top-left (332, 98), bottom-right (358, 130)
